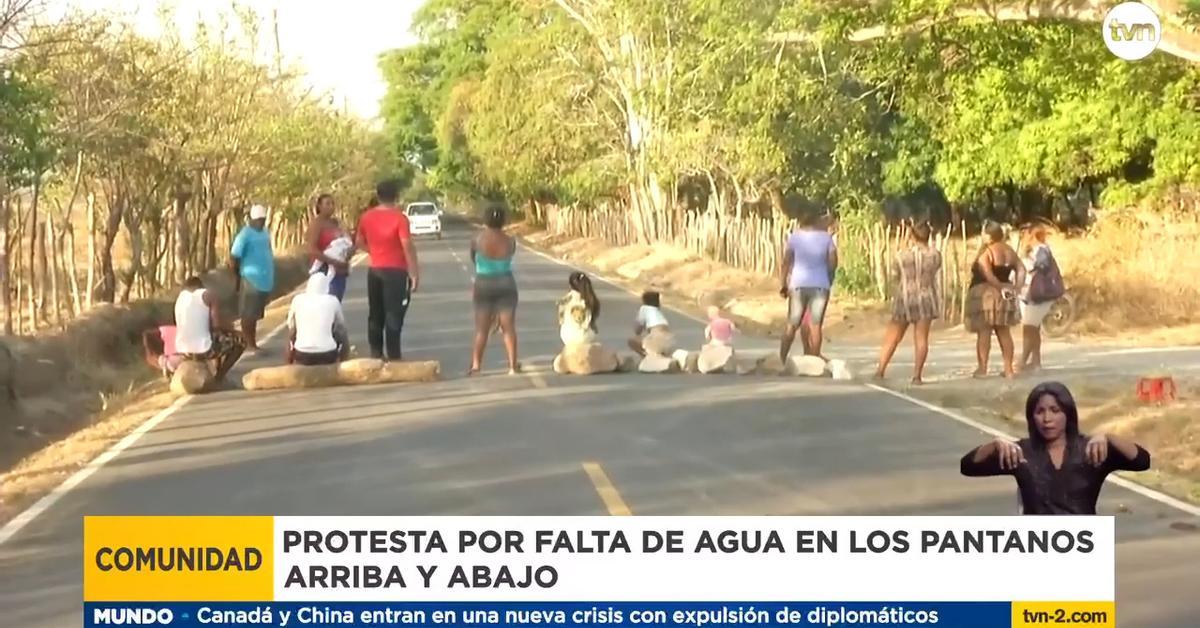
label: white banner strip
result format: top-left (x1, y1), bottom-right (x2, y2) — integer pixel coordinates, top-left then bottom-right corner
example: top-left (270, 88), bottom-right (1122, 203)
top-left (272, 516), bottom-right (1113, 602)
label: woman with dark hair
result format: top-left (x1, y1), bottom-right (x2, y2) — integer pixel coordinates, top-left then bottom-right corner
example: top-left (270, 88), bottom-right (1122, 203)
top-left (874, 222), bottom-right (942, 384)
top-left (468, 205), bottom-right (519, 375)
top-left (558, 272), bottom-right (600, 346)
top-left (307, 193), bottom-right (352, 301)
top-left (966, 221), bottom-right (1024, 378)
top-left (960, 381), bottom-right (1151, 515)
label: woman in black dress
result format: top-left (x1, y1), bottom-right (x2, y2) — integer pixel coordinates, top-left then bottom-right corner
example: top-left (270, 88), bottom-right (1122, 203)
top-left (960, 381), bottom-right (1151, 515)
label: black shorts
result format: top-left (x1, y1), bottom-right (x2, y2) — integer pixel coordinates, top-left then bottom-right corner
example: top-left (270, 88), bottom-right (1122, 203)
top-left (293, 349), bottom-right (340, 366)
top-left (240, 283), bottom-right (270, 321)
top-left (473, 273), bottom-right (518, 315)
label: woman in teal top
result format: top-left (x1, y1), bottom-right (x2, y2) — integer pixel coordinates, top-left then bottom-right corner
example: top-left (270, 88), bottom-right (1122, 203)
top-left (469, 206), bottom-right (519, 375)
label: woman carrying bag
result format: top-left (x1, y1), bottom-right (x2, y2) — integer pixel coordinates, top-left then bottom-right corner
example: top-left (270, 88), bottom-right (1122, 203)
top-left (1019, 225), bottom-right (1065, 373)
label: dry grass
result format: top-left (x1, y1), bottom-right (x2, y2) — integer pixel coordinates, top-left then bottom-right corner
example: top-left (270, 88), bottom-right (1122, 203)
top-left (1052, 211), bottom-right (1200, 335)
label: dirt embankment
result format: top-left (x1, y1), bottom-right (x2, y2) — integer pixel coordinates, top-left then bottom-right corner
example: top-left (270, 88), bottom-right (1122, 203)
top-left (0, 255), bottom-right (310, 484)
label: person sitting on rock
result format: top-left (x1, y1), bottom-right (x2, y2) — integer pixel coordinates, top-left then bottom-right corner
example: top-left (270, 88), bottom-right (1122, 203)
top-left (286, 270), bottom-right (350, 366)
top-left (704, 306), bottom-right (736, 347)
top-left (558, 272), bottom-right (600, 346)
top-left (142, 324), bottom-right (183, 381)
top-left (629, 291), bottom-right (675, 357)
top-left (174, 276), bottom-right (245, 384)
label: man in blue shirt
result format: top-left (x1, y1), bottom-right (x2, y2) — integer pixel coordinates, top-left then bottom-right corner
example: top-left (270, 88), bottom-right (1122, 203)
top-left (230, 204), bottom-right (275, 352)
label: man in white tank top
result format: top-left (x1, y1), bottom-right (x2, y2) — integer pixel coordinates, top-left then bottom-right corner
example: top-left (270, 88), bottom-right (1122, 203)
top-left (174, 276), bottom-right (245, 384)
top-left (286, 270), bottom-right (349, 365)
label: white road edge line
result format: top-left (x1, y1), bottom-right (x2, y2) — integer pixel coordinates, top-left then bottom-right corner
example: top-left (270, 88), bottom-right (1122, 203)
top-left (517, 233), bottom-right (1200, 519)
top-left (0, 256), bottom-right (368, 547)
top-left (866, 383), bottom-right (1200, 518)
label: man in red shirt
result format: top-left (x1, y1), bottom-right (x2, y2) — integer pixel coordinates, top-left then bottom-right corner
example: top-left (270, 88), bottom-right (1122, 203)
top-left (355, 179), bottom-right (421, 360)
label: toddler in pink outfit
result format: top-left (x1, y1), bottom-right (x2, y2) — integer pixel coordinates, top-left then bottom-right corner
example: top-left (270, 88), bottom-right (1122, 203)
top-left (704, 306), bottom-right (736, 346)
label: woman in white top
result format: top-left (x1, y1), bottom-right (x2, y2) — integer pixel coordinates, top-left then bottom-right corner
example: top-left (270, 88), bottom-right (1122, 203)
top-left (558, 272), bottom-right (600, 346)
top-left (173, 276), bottom-right (245, 384)
top-left (629, 291), bottom-right (676, 357)
top-left (286, 270), bottom-right (349, 366)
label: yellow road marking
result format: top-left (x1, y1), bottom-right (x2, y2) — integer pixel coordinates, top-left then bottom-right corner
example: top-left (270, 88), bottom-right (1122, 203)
top-left (582, 462), bottom-right (632, 516)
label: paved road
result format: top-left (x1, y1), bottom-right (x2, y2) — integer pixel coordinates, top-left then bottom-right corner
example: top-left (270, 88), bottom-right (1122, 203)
top-left (0, 219), bottom-right (1197, 626)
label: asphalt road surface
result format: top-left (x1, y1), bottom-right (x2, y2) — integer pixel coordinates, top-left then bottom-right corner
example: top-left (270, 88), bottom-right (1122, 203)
top-left (0, 219), bottom-right (1197, 626)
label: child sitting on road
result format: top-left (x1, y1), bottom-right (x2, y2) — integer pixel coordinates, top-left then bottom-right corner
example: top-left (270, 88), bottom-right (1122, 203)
top-left (142, 325), bottom-right (183, 381)
top-left (704, 306), bottom-right (736, 347)
top-left (629, 291), bottom-right (675, 357)
top-left (309, 234), bottom-right (354, 276)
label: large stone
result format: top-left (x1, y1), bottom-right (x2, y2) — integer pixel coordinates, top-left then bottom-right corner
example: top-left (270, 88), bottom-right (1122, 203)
top-left (787, 355), bottom-right (828, 377)
top-left (698, 344), bottom-right (735, 374)
top-left (557, 343), bottom-right (620, 375)
top-left (553, 353), bottom-right (569, 375)
top-left (671, 349), bottom-right (691, 372)
top-left (616, 355), bottom-right (639, 373)
top-left (755, 354), bottom-right (786, 376)
top-left (171, 360), bottom-right (213, 395)
top-left (242, 359), bottom-right (440, 391)
top-left (735, 359), bottom-right (756, 376)
top-left (638, 354), bottom-right (681, 374)
top-left (642, 329), bottom-right (677, 358)
top-left (685, 352), bottom-right (701, 374)
top-left (829, 359), bottom-right (854, 381)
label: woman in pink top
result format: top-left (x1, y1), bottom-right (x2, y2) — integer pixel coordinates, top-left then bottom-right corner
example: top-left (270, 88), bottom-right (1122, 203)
top-left (705, 306), bottom-right (736, 346)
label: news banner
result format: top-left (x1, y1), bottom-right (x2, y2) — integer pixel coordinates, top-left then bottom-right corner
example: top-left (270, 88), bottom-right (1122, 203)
top-left (84, 516), bottom-right (1115, 628)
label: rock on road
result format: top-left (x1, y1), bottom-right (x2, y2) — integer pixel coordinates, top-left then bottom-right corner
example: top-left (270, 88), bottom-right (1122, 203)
top-left (0, 219), bottom-right (1197, 627)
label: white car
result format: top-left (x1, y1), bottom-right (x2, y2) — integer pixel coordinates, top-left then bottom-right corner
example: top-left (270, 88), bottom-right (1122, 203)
top-left (405, 202), bottom-right (442, 239)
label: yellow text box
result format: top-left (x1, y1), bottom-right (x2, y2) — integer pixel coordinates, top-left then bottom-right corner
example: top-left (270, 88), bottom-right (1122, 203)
top-left (1013, 602), bottom-right (1115, 628)
top-left (84, 516), bottom-right (273, 602)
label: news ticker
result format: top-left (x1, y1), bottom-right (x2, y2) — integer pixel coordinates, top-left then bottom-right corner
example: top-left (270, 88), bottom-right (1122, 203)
top-left (84, 601), bottom-right (1116, 627)
top-left (83, 515), bottom-right (1116, 627)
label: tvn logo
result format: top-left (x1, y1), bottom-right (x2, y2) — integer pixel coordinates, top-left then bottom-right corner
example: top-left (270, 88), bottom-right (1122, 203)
top-left (1109, 20), bottom-right (1156, 42)
top-left (92, 607), bottom-right (175, 625)
top-left (1103, 2), bottom-right (1163, 60)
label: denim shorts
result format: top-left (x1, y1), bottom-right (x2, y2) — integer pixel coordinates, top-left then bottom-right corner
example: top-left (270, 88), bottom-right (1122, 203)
top-left (788, 288), bottom-right (830, 326)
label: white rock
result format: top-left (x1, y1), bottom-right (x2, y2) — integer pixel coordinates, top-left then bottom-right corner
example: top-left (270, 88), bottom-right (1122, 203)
top-left (638, 354), bottom-right (680, 374)
top-left (672, 349), bottom-right (691, 371)
top-left (829, 359), bottom-right (854, 381)
top-left (698, 344), bottom-right (735, 374)
top-left (787, 355), bottom-right (827, 377)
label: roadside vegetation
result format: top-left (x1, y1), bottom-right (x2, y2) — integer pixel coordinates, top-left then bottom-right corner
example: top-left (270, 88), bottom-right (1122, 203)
top-left (379, 0), bottom-right (1200, 333)
top-left (0, 0), bottom-right (391, 508)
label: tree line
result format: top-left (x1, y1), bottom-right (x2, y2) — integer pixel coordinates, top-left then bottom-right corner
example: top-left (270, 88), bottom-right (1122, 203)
top-left (379, 0), bottom-right (1200, 238)
top-left (0, 2), bottom-right (391, 335)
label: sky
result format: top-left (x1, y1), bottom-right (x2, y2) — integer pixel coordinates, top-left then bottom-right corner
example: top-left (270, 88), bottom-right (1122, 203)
top-left (43, 0), bottom-right (424, 121)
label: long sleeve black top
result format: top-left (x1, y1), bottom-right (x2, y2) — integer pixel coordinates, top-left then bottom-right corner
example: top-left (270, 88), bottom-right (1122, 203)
top-left (960, 435), bottom-right (1151, 515)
